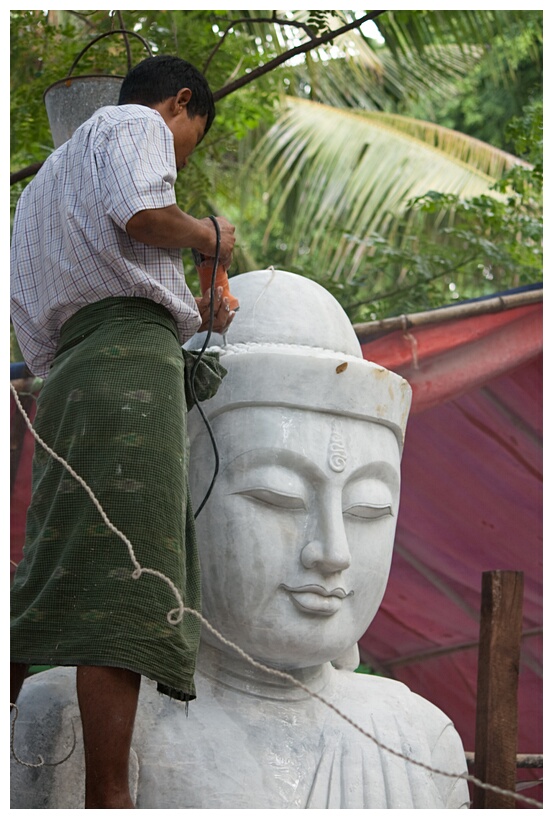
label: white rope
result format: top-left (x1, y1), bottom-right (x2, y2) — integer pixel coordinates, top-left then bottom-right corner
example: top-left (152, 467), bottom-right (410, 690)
top-left (10, 703), bottom-right (76, 768)
top-left (9, 383), bottom-right (543, 808)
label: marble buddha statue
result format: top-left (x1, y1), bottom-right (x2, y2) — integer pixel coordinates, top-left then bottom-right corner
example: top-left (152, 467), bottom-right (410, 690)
top-left (10, 269), bottom-right (469, 809)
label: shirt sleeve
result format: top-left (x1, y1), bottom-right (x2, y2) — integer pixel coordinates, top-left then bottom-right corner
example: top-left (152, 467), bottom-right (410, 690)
top-left (100, 114), bottom-right (178, 230)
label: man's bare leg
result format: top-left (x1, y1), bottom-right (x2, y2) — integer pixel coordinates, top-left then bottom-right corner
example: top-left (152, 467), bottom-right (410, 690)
top-left (10, 662), bottom-right (29, 705)
top-left (77, 666), bottom-right (141, 809)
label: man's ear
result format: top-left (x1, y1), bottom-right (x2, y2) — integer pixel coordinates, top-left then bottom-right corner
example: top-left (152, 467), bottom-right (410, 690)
top-left (174, 87), bottom-right (192, 113)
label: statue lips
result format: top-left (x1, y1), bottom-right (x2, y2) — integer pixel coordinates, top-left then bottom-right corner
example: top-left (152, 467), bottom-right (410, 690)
top-left (280, 584), bottom-right (354, 616)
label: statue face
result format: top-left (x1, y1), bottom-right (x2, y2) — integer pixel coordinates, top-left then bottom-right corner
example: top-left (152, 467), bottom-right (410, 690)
top-left (190, 405), bottom-right (401, 669)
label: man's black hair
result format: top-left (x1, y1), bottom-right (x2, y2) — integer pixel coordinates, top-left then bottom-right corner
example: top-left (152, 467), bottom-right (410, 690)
top-left (118, 55), bottom-right (215, 133)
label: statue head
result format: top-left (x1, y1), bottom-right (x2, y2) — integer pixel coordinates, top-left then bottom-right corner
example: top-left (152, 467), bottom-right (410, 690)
top-left (186, 269), bottom-right (411, 670)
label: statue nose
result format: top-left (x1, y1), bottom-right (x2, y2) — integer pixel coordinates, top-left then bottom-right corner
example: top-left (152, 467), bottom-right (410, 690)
top-left (300, 502), bottom-right (352, 573)
top-left (300, 539), bottom-right (351, 573)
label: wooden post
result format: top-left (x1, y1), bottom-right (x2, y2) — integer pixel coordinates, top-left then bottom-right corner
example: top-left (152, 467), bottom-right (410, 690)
top-left (473, 570), bottom-right (524, 808)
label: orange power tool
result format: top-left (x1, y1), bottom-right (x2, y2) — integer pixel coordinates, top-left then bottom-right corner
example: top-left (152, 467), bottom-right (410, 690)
top-left (191, 249), bottom-right (240, 313)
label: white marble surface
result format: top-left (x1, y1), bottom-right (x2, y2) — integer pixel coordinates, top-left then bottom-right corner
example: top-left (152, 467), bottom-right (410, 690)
top-left (11, 269), bottom-right (469, 808)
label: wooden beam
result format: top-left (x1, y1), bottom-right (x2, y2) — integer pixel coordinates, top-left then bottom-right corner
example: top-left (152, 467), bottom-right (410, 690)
top-left (473, 570), bottom-right (524, 808)
top-left (466, 752), bottom-right (543, 770)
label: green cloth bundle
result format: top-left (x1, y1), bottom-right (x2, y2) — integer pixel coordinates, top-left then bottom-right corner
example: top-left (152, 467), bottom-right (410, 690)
top-left (11, 297), bottom-right (225, 701)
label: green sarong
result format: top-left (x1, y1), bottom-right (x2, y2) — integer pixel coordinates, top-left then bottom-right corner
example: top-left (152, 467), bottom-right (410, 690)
top-left (10, 297), bottom-right (225, 701)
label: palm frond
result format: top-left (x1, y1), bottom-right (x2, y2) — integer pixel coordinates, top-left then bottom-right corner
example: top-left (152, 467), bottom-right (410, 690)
top-left (243, 97), bottom-right (524, 279)
top-left (290, 42), bottom-right (484, 112)
top-left (359, 112), bottom-right (530, 177)
top-left (376, 9), bottom-right (541, 66)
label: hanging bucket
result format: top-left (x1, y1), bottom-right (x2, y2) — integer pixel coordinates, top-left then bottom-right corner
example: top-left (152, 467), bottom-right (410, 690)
top-left (44, 76), bottom-right (125, 148)
top-left (43, 29), bottom-right (153, 148)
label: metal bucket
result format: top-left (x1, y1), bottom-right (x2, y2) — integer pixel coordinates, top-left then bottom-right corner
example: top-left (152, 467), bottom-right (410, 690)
top-left (44, 74), bottom-right (124, 148)
top-left (42, 29), bottom-right (153, 148)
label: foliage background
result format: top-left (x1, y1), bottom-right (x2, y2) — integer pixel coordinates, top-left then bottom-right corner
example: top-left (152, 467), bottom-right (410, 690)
top-left (10, 9), bottom-right (542, 361)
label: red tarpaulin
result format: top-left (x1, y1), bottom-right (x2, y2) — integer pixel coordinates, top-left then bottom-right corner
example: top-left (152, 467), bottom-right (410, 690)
top-left (10, 289), bottom-right (543, 807)
top-left (357, 292), bottom-right (542, 806)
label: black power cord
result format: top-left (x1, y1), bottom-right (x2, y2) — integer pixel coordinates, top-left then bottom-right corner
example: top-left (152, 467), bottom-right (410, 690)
top-left (189, 215), bottom-right (222, 518)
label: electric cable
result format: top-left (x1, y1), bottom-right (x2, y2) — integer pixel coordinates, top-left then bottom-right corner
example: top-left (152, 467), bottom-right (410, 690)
top-left (189, 214), bottom-right (222, 518)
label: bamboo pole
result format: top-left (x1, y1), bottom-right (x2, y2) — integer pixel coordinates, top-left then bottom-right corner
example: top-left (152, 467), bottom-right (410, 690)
top-left (353, 289), bottom-right (542, 338)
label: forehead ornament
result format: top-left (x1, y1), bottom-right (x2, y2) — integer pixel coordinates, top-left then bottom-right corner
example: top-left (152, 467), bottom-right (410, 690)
top-left (328, 420), bottom-right (347, 473)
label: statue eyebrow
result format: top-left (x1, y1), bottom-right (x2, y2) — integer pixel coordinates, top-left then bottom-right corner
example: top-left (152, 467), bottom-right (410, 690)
top-left (347, 461), bottom-right (400, 491)
top-left (223, 447), bottom-right (327, 482)
top-left (223, 448), bottom-right (399, 490)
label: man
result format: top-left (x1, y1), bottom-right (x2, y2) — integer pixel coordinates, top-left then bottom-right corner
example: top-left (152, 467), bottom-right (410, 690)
top-left (10, 55), bottom-right (236, 808)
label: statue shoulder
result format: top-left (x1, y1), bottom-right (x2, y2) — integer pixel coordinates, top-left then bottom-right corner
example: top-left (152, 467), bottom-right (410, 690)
top-left (331, 669), bottom-right (469, 808)
top-left (333, 669), bottom-right (463, 749)
top-left (12, 666), bottom-right (77, 718)
top-left (332, 667), bottom-right (423, 707)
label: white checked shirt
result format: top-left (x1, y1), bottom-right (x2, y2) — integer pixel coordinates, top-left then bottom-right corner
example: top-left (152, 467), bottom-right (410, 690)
top-left (10, 105), bottom-right (202, 378)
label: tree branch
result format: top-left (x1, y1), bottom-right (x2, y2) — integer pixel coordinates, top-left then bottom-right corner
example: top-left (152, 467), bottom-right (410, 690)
top-left (11, 162), bottom-right (46, 186)
top-left (66, 11), bottom-right (97, 31)
top-left (10, 11), bottom-right (387, 185)
top-left (202, 13), bottom-right (321, 75)
top-left (213, 11), bottom-right (386, 101)
top-left (344, 254), bottom-right (480, 312)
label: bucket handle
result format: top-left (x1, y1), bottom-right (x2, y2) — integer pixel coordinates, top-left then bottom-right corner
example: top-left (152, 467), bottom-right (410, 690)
top-left (67, 29), bottom-right (153, 77)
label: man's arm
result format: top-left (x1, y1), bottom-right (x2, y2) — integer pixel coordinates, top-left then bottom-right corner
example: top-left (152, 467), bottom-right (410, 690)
top-left (126, 205), bottom-right (235, 268)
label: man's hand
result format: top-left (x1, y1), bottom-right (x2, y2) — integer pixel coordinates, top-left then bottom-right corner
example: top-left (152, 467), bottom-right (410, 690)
top-left (196, 216), bottom-right (236, 269)
top-left (195, 286), bottom-right (236, 334)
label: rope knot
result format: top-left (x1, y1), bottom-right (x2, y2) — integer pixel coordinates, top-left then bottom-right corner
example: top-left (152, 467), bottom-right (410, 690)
top-left (167, 607), bottom-right (184, 625)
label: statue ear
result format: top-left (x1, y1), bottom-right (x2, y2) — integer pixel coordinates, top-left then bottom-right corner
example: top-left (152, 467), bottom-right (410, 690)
top-left (331, 643), bottom-right (360, 671)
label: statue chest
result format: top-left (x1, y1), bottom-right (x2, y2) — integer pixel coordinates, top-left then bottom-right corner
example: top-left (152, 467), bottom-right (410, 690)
top-left (132, 680), bottom-right (444, 809)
